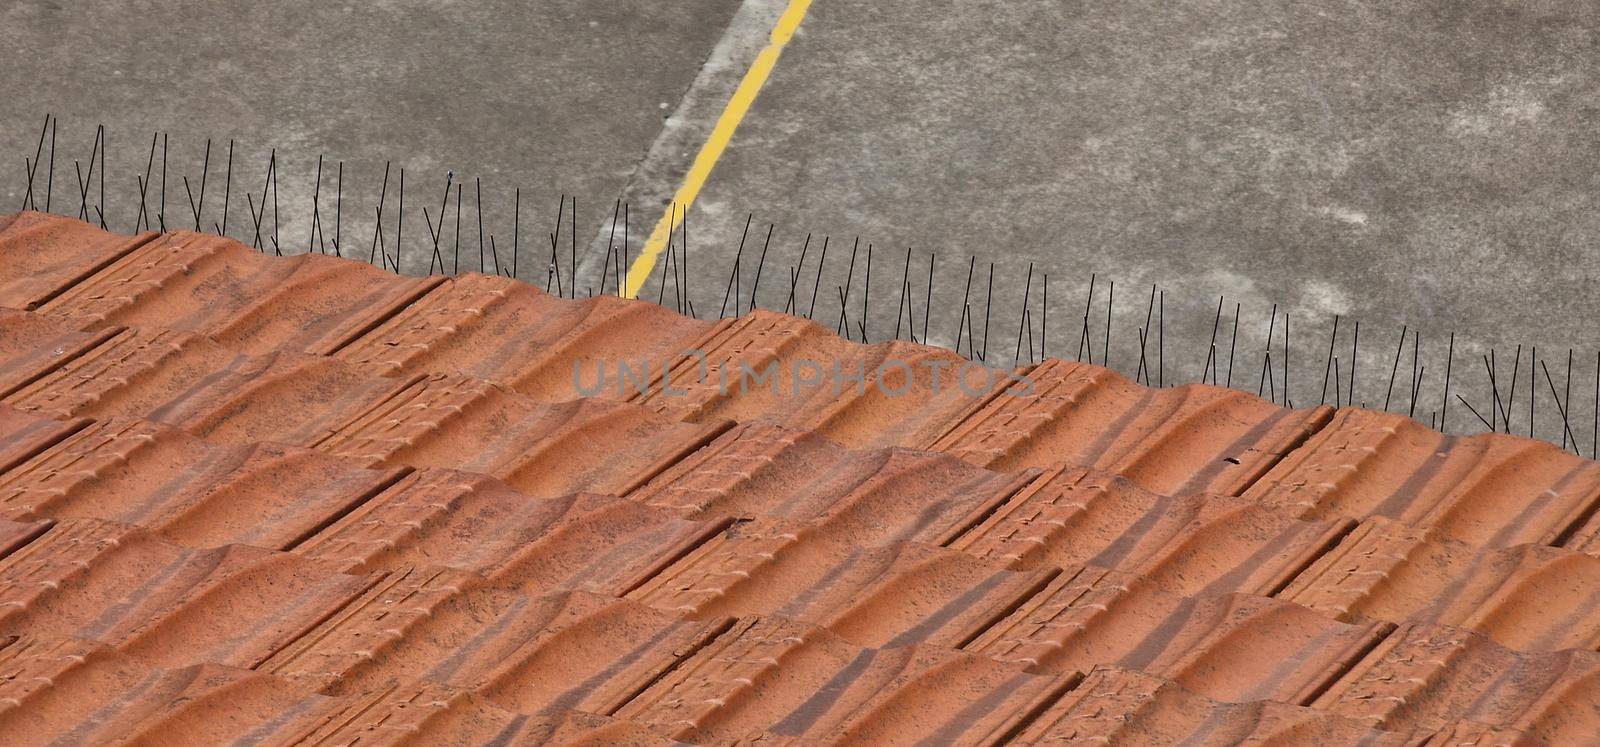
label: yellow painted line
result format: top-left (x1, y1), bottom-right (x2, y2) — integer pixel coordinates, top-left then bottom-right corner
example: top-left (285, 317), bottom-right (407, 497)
top-left (622, 0), bottom-right (813, 299)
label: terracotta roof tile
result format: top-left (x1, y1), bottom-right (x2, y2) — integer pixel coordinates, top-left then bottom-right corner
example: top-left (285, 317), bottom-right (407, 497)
top-left (1316, 622), bottom-right (1600, 742)
top-left (0, 633), bottom-right (683, 746)
top-left (628, 530), bottom-right (1051, 649)
top-left (0, 518), bottom-right (374, 669)
top-left (968, 567), bottom-right (1389, 704)
top-left (0, 212), bottom-right (1595, 743)
top-left (33, 230), bottom-right (442, 357)
top-left (336, 271), bottom-right (715, 400)
top-left (264, 582), bottom-right (734, 713)
top-left (614, 616), bottom-right (1074, 744)
top-left (1248, 407), bottom-right (1600, 549)
top-left (1012, 666), bottom-right (1414, 745)
top-left (0, 212), bottom-right (157, 311)
top-left (0, 404), bottom-right (404, 549)
top-left (295, 468), bottom-right (725, 586)
top-left (0, 634), bottom-right (342, 746)
top-left (1284, 517), bottom-right (1600, 651)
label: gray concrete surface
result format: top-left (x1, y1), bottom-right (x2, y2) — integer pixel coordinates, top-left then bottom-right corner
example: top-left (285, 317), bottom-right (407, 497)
top-left (668, 0), bottom-right (1600, 441)
top-left (0, 0), bottom-right (742, 273)
top-left (4, 0), bottom-right (1598, 443)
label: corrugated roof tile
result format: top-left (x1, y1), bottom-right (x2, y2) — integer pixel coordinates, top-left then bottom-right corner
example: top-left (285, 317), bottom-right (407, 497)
top-left (0, 211), bottom-right (1594, 743)
top-left (1248, 408), bottom-right (1600, 549)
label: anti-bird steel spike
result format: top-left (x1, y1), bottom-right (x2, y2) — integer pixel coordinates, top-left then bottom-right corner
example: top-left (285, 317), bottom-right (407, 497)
top-left (308, 155), bottom-right (325, 255)
top-left (1407, 330), bottom-right (1422, 419)
top-left (924, 252), bottom-right (936, 346)
top-left (839, 240), bottom-right (860, 339)
top-left (217, 140), bottom-right (234, 236)
top-left (180, 175), bottom-right (198, 234)
top-left (656, 207), bottom-right (674, 306)
top-left (674, 207), bottom-right (687, 310)
top-left (1226, 302), bottom-right (1240, 389)
top-left (489, 233), bottom-right (503, 279)
top-left (1282, 311), bottom-right (1290, 405)
top-left (21, 156), bottom-right (35, 213)
top-left (423, 171), bottom-right (453, 275)
top-left (1258, 303), bottom-right (1277, 400)
top-left (1541, 360), bottom-right (1579, 452)
top-left (679, 206), bottom-right (689, 310)
top-left (1201, 295), bottom-right (1223, 385)
top-left (1440, 332), bottom-right (1455, 434)
top-left (1564, 349), bottom-right (1575, 450)
top-left (1592, 349), bottom-right (1598, 458)
top-left (333, 161), bottom-right (343, 257)
top-left (1136, 284), bottom-right (1155, 385)
top-left (1023, 308), bottom-right (1036, 363)
top-left (836, 285), bottom-right (851, 340)
top-left (44, 114), bottom-right (56, 214)
top-left (1506, 344), bottom-right (1523, 434)
top-left (545, 193), bottom-right (564, 291)
top-left (656, 204), bottom-right (675, 306)
top-left (470, 176), bottom-right (483, 273)
top-left (97, 125), bottom-right (107, 228)
top-left (270, 149), bottom-right (284, 255)
top-left (1319, 315), bottom-right (1340, 406)
top-left (1348, 319), bottom-right (1359, 407)
top-left (1384, 324), bottom-right (1408, 412)
top-left (1529, 346), bottom-right (1537, 439)
top-left (20, 113), bottom-right (48, 211)
top-left (158, 133), bottom-right (168, 233)
top-left (570, 196), bottom-right (578, 295)
top-left (392, 165), bottom-right (404, 271)
top-left (1077, 274), bottom-right (1097, 364)
top-left (1484, 352), bottom-right (1503, 433)
top-left (246, 191), bottom-right (264, 251)
top-left (1014, 263), bottom-right (1035, 367)
top-left (1141, 284), bottom-right (1157, 383)
top-left (1102, 280), bottom-right (1115, 369)
top-left (245, 163), bottom-right (267, 251)
top-left (98, 124), bottom-right (108, 228)
top-left (785, 233), bottom-right (812, 315)
top-left (1042, 273), bottom-right (1050, 363)
top-left (423, 171), bottom-right (452, 273)
top-left (180, 172), bottom-right (199, 235)
top-left (1333, 356), bottom-right (1341, 408)
top-left (423, 206), bottom-right (440, 272)
top-left (1157, 288), bottom-right (1165, 388)
top-left (512, 187), bottom-right (521, 280)
top-left (193, 138), bottom-right (210, 231)
top-left (720, 214), bottom-right (752, 318)
top-left (978, 261), bottom-right (995, 363)
top-left (452, 182), bottom-right (462, 275)
top-left (750, 223), bottom-right (774, 314)
top-left (74, 125), bottom-right (101, 222)
top-left (602, 199), bottom-right (621, 296)
top-left (265, 148), bottom-right (284, 256)
top-left (477, 179), bottom-right (499, 278)
top-left (135, 131), bottom-right (156, 233)
top-left (895, 246), bottom-right (913, 341)
top-left (73, 157), bottom-right (91, 222)
top-left (859, 243), bottom-right (874, 342)
top-left (956, 256), bottom-right (976, 357)
top-left (808, 236), bottom-right (830, 320)
top-left (620, 201), bottom-right (629, 295)
top-left (675, 207), bottom-right (685, 306)
top-left (73, 160), bottom-right (85, 220)
top-left (367, 161), bottom-right (391, 267)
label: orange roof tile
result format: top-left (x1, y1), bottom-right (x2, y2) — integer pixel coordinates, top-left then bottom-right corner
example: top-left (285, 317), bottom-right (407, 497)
top-left (0, 211), bottom-right (1595, 743)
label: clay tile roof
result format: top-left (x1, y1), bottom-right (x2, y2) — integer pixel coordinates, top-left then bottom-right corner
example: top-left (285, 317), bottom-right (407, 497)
top-left (0, 210), bottom-right (1595, 744)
